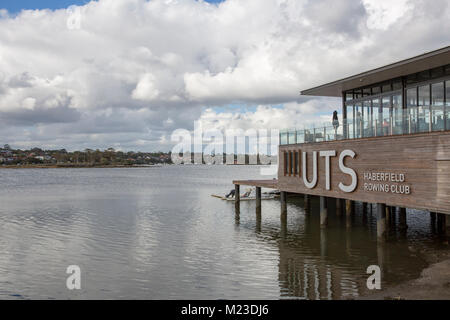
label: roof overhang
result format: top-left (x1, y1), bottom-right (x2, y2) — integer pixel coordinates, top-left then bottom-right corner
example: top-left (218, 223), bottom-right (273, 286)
top-left (301, 46), bottom-right (450, 97)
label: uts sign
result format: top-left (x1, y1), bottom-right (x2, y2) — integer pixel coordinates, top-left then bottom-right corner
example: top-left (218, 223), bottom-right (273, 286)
top-left (300, 149), bottom-right (357, 193)
top-left (278, 131), bottom-right (450, 215)
top-left (281, 148), bottom-right (411, 196)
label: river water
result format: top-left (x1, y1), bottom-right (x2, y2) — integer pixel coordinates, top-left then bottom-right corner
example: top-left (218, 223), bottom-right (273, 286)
top-left (0, 166), bottom-right (446, 299)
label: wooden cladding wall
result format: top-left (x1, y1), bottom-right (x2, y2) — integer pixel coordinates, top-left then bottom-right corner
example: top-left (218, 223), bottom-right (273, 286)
top-left (278, 131), bottom-right (450, 214)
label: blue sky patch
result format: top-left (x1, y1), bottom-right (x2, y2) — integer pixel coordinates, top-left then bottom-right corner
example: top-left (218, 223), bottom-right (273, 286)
top-left (0, 0), bottom-right (224, 13)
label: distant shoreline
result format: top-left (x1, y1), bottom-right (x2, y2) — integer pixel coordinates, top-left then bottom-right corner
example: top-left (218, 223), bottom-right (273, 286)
top-left (0, 164), bottom-right (165, 169)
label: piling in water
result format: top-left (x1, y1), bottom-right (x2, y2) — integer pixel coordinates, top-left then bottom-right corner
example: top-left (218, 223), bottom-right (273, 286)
top-left (377, 203), bottom-right (387, 240)
top-left (320, 196), bottom-right (328, 228)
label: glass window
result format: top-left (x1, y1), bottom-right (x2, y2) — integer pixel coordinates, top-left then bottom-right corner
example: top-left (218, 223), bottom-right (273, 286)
top-left (381, 97), bottom-right (391, 136)
top-left (418, 85), bottom-right (430, 105)
top-left (280, 130), bottom-right (288, 145)
top-left (431, 82), bottom-right (444, 131)
top-left (346, 105), bottom-right (354, 139)
top-left (446, 80), bottom-right (450, 103)
top-left (432, 82), bottom-right (444, 105)
top-left (296, 130), bottom-right (304, 144)
top-left (406, 88), bottom-right (417, 107)
top-left (363, 87), bottom-right (371, 97)
top-left (431, 66), bottom-right (444, 79)
top-left (406, 74), bottom-right (418, 85)
top-left (288, 129), bottom-right (296, 144)
top-left (445, 65), bottom-right (450, 75)
top-left (382, 83), bottom-right (391, 93)
top-left (363, 100), bottom-right (372, 137)
top-left (446, 80), bottom-right (450, 130)
top-left (418, 70), bottom-right (430, 82)
top-left (418, 85), bottom-right (431, 132)
top-left (355, 103), bottom-right (363, 138)
top-left (392, 94), bottom-right (403, 135)
top-left (372, 99), bottom-right (380, 136)
top-left (406, 88), bottom-right (418, 133)
top-left (393, 78), bottom-right (402, 90)
top-left (345, 92), bottom-right (353, 101)
top-left (372, 85), bottom-right (380, 95)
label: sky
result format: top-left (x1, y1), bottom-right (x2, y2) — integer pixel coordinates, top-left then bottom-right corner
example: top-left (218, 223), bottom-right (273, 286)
top-left (0, 0), bottom-right (224, 13)
top-left (0, 0), bottom-right (449, 152)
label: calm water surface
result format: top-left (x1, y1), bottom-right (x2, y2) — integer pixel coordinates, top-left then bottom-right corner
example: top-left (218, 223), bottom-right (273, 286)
top-left (0, 166), bottom-right (446, 299)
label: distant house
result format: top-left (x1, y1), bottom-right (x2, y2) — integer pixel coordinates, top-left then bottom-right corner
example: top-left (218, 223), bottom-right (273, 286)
top-left (0, 150), bottom-right (12, 157)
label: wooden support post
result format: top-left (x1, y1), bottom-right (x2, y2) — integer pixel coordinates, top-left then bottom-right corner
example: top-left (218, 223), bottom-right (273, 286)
top-left (320, 196), bottom-right (328, 228)
top-left (430, 211), bottom-right (436, 227)
top-left (281, 191), bottom-right (287, 216)
top-left (377, 241), bottom-right (386, 279)
top-left (255, 187), bottom-right (261, 215)
top-left (345, 200), bottom-right (352, 216)
top-left (304, 194), bottom-right (310, 211)
top-left (235, 184), bottom-right (240, 212)
top-left (398, 208), bottom-right (407, 230)
top-left (439, 213), bottom-right (448, 234)
top-left (385, 205), bottom-right (391, 229)
top-left (362, 202), bottom-right (368, 226)
top-left (345, 200), bottom-right (352, 228)
top-left (336, 198), bottom-right (342, 217)
top-left (446, 214), bottom-right (450, 233)
top-left (280, 215), bottom-right (287, 238)
top-left (437, 213), bottom-right (445, 234)
top-left (430, 211), bottom-right (436, 233)
top-left (377, 203), bottom-right (387, 240)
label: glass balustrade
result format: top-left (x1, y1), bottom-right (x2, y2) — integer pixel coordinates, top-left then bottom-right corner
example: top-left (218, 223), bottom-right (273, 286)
top-left (279, 108), bottom-right (450, 145)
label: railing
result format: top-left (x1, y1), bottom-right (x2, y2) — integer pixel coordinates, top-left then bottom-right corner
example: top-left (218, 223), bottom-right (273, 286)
top-left (279, 110), bottom-right (450, 145)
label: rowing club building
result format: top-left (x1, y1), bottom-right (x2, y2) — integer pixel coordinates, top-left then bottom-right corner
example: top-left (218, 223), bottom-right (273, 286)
top-left (234, 46), bottom-right (450, 238)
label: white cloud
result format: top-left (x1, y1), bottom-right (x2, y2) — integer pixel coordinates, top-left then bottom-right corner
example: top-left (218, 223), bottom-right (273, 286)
top-left (363, 0), bottom-right (412, 30)
top-left (22, 97), bottom-right (36, 110)
top-left (0, 0), bottom-right (448, 150)
top-left (132, 73), bottom-right (160, 101)
top-left (198, 99), bottom-right (340, 133)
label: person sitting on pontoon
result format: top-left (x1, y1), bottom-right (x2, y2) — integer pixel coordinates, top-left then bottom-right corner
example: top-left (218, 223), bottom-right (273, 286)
top-left (225, 189), bottom-right (235, 198)
top-left (242, 188), bottom-right (252, 198)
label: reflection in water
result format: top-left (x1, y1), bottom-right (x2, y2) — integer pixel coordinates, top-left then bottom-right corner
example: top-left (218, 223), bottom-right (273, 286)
top-left (271, 197), bottom-right (444, 299)
top-left (0, 166), bottom-right (446, 299)
top-left (255, 211), bottom-right (262, 233)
